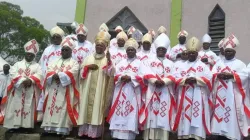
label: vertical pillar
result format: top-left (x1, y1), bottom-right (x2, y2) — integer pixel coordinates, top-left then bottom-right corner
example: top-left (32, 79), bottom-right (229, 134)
top-left (170, 0), bottom-right (182, 47)
top-left (74, 0), bottom-right (87, 23)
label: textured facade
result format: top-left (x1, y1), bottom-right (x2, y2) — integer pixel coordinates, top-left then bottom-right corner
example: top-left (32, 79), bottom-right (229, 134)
top-left (82, 0), bottom-right (250, 63)
top-left (84, 0), bottom-right (171, 41)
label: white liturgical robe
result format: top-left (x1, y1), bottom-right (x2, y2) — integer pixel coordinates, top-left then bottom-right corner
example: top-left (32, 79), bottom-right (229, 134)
top-left (139, 56), bottom-right (175, 140)
top-left (173, 59), bottom-right (212, 140)
top-left (72, 40), bottom-right (94, 65)
top-left (107, 58), bottom-right (143, 140)
top-left (3, 59), bottom-right (42, 129)
top-left (41, 57), bottom-right (79, 135)
top-left (211, 58), bottom-right (250, 140)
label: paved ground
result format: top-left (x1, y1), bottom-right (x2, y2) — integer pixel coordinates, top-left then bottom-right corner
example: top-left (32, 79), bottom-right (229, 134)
top-left (0, 124), bottom-right (249, 140)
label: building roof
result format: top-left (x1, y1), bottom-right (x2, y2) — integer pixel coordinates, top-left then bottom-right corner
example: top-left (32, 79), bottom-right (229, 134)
top-left (106, 6), bottom-right (148, 34)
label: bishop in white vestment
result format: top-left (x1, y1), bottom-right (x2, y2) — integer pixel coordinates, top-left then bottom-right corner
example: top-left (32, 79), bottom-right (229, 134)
top-left (173, 37), bottom-right (212, 140)
top-left (139, 33), bottom-right (175, 140)
top-left (40, 26), bottom-right (65, 75)
top-left (198, 34), bottom-right (219, 70)
top-left (41, 38), bottom-right (79, 135)
top-left (211, 34), bottom-right (250, 140)
top-left (107, 38), bottom-right (142, 140)
top-left (3, 40), bottom-right (42, 129)
top-left (37, 26), bottom-right (65, 120)
top-left (169, 30), bottom-right (188, 62)
top-left (110, 26), bottom-right (123, 51)
top-left (109, 31), bottom-right (128, 66)
top-left (72, 24), bottom-right (94, 65)
top-left (137, 33), bottom-right (154, 61)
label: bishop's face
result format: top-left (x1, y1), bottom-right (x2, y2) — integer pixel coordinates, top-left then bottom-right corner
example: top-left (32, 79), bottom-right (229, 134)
top-left (179, 36), bottom-right (186, 45)
top-left (156, 47), bottom-right (167, 58)
top-left (77, 34), bottom-right (86, 43)
top-left (224, 48), bottom-right (236, 60)
top-left (117, 38), bottom-right (125, 48)
top-left (95, 43), bottom-right (106, 54)
top-left (126, 47), bottom-right (136, 58)
top-left (61, 46), bottom-right (72, 59)
top-left (142, 41), bottom-right (151, 51)
top-left (52, 34), bottom-right (62, 45)
top-left (188, 50), bottom-right (198, 62)
top-left (203, 43), bottom-right (210, 50)
top-left (25, 52), bottom-right (35, 62)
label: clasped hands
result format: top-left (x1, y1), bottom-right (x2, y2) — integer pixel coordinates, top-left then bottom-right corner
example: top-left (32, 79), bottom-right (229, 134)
top-left (185, 77), bottom-right (197, 84)
top-left (87, 64), bottom-right (99, 70)
top-left (121, 75), bottom-right (131, 83)
top-left (22, 78), bottom-right (32, 88)
top-left (52, 74), bottom-right (60, 84)
top-left (217, 72), bottom-right (234, 80)
top-left (154, 80), bottom-right (165, 88)
top-left (201, 58), bottom-right (208, 63)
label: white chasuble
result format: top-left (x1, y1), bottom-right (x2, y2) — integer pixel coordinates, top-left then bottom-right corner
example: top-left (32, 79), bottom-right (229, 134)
top-left (37, 45), bottom-right (62, 114)
top-left (3, 59), bottom-right (42, 129)
top-left (211, 58), bottom-right (250, 140)
top-left (78, 53), bottom-right (111, 138)
top-left (136, 50), bottom-right (154, 62)
top-left (110, 38), bottom-right (118, 51)
top-left (107, 58), bottom-right (143, 140)
top-left (198, 49), bottom-right (219, 70)
top-left (169, 44), bottom-right (186, 62)
top-left (41, 57), bottom-right (79, 135)
top-left (139, 57), bottom-right (175, 140)
top-left (39, 45), bottom-right (62, 76)
top-left (109, 47), bottom-right (127, 66)
top-left (72, 40), bottom-right (94, 65)
top-left (173, 60), bottom-right (212, 140)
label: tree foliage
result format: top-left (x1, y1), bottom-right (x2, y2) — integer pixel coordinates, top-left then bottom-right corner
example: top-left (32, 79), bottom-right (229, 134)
top-left (0, 1), bottom-right (50, 65)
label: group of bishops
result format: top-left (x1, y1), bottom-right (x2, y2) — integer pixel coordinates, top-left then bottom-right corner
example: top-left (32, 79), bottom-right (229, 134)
top-left (0, 22), bottom-right (250, 140)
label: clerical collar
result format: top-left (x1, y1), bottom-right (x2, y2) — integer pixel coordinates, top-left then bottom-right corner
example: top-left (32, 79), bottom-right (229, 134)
top-left (157, 57), bottom-right (165, 62)
top-left (53, 45), bottom-right (61, 48)
top-left (127, 57), bottom-right (136, 63)
top-left (78, 42), bottom-right (85, 45)
top-left (179, 44), bottom-right (186, 47)
top-left (142, 49), bottom-right (150, 54)
top-left (202, 49), bottom-right (210, 52)
top-left (117, 47), bottom-right (125, 50)
top-left (94, 53), bottom-right (105, 59)
top-left (24, 59), bottom-right (33, 64)
top-left (224, 57), bottom-right (236, 62)
top-left (188, 59), bottom-right (198, 63)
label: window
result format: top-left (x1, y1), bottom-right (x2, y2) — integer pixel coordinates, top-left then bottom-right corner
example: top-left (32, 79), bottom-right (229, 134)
top-left (208, 4), bottom-right (225, 55)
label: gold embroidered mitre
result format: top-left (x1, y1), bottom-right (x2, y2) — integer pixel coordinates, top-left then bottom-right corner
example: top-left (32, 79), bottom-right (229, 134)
top-left (186, 37), bottom-right (200, 52)
top-left (95, 31), bottom-right (110, 47)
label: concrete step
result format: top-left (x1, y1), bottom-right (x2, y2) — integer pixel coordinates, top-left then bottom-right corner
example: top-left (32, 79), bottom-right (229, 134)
top-left (5, 133), bottom-right (40, 140)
